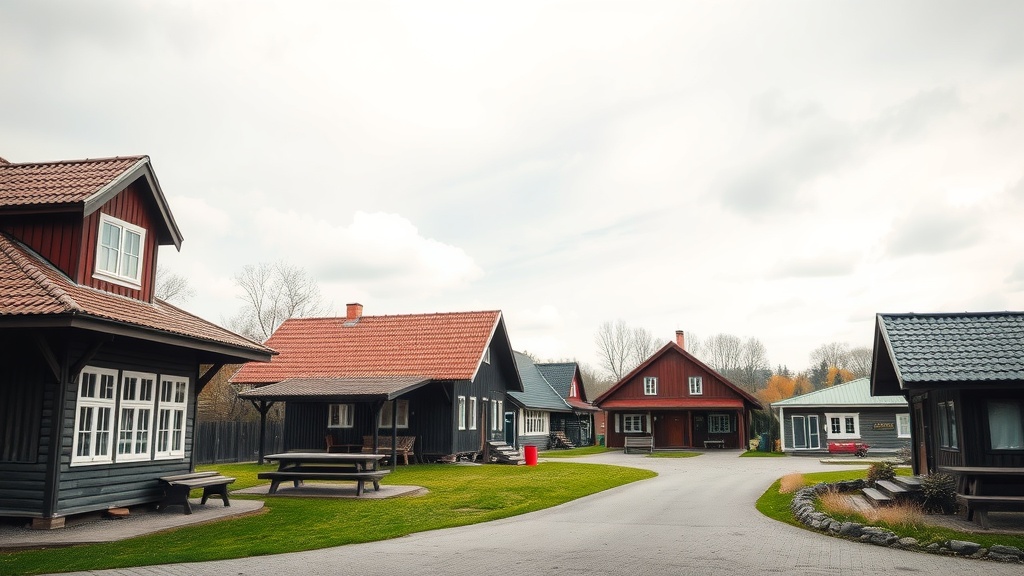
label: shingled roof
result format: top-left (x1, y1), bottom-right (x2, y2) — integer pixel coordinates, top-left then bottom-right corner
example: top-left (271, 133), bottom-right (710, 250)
top-left (0, 233), bottom-right (272, 360)
top-left (871, 312), bottom-right (1024, 395)
top-left (231, 309), bottom-right (512, 384)
top-left (0, 156), bottom-right (183, 248)
top-left (508, 352), bottom-right (572, 412)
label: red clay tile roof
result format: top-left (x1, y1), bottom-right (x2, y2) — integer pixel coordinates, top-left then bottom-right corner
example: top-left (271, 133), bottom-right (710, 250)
top-left (0, 233), bottom-right (272, 358)
top-left (0, 156), bottom-right (147, 207)
top-left (231, 311), bottom-right (502, 384)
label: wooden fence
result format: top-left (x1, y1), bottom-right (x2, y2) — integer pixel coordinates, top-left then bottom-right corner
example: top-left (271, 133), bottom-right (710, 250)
top-left (194, 420), bottom-right (284, 464)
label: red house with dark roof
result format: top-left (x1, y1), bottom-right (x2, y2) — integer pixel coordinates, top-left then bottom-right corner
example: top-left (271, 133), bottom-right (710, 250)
top-left (594, 331), bottom-right (762, 450)
top-left (233, 303), bottom-right (523, 462)
top-left (0, 155), bottom-right (273, 528)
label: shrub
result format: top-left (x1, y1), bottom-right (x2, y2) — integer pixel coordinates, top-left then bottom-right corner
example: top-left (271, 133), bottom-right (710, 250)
top-left (895, 445), bottom-right (912, 465)
top-left (818, 488), bottom-right (856, 515)
top-left (867, 461), bottom-right (896, 485)
top-left (920, 472), bottom-right (957, 514)
top-left (779, 473), bottom-right (805, 494)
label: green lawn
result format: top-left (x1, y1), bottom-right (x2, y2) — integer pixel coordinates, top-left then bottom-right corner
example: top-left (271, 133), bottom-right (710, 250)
top-left (0, 461), bottom-right (654, 575)
top-left (538, 445), bottom-right (611, 457)
top-left (756, 469), bottom-right (1024, 550)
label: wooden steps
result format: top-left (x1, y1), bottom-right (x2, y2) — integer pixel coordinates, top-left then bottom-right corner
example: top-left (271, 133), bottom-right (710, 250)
top-left (861, 475), bottom-right (924, 508)
top-left (862, 487), bottom-right (892, 506)
top-left (488, 441), bottom-right (526, 465)
top-left (550, 431), bottom-right (576, 449)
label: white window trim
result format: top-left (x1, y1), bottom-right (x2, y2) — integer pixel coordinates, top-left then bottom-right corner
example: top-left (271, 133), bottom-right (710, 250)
top-left (378, 399), bottom-right (409, 429)
top-left (708, 413), bottom-right (731, 434)
top-left (116, 371), bottom-right (156, 462)
top-left (93, 213), bottom-right (146, 288)
top-left (522, 409), bottom-right (549, 435)
top-left (483, 348), bottom-right (491, 364)
top-left (457, 396), bottom-right (466, 430)
top-left (896, 413), bottom-right (911, 439)
top-left (689, 376), bottom-right (703, 395)
top-left (328, 403), bottom-right (354, 428)
top-left (824, 412), bottom-right (860, 440)
top-left (469, 397), bottom-right (478, 430)
top-left (71, 366), bottom-right (119, 466)
top-left (622, 413), bottom-right (645, 433)
top-left (497, 400), bottom-right (503, 431)
top-left (643, 377), bottom-right (657, 396)
top-left (155, 376), bottom-right (189, 460)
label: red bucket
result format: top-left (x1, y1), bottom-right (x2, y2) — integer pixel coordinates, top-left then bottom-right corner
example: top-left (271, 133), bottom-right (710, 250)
top-left (524, 445), bottom-right (538, 466)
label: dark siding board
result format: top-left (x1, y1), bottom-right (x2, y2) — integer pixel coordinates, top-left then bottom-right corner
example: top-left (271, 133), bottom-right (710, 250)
top-left (194, 420), bottom-right (283, 464)
top-left (0, 214), bottom-right (81, 276)
top-left (0, 337), bottom-right (46, 463)
top-left (782, 408), bottom-right (911, 452)
top-left (518, 435), bottom-right (549, 450)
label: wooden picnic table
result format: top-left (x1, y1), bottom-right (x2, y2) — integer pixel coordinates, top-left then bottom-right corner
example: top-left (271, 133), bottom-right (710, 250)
top-left (261, 452), bottom-right (390, 496)
top-left (937, 465), bottom-right (1024, 528)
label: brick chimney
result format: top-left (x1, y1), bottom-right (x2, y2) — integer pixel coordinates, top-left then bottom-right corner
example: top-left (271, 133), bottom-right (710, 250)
top-left (346, 303), bottom-right (363, 320)
top-left (675, 330), bottom-right (685, 350)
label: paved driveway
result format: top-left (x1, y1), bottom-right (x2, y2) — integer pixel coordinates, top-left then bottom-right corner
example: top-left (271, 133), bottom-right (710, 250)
top-left (61, 451), bottom-right (1021, 575)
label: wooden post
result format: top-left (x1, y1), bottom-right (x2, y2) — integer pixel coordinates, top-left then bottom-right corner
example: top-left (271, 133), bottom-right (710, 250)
top-left (391, 400), bottom-right (398, 472)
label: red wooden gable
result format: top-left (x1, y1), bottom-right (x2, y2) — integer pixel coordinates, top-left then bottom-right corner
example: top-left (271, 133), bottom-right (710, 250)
top-left (594, 341), bottom-right (762, 411)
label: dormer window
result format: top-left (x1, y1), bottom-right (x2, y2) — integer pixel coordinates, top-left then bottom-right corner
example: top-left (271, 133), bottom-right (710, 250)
top-left (95, 214), bottom-right (145, 287)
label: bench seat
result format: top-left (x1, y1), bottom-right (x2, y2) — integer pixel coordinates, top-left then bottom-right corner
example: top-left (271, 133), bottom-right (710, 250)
top-left (624, 436), bottom-right (654, 454)
top-left (258, 469), bottom-right (391, 496)
top-left (158, 472), bottom-right (235, 515)
top-left (956, 494), bottom-right (1024, 529)
top-left (703, 440), bottom-right (725, 449)
top-left (361, 436), bottom-right (416, 465)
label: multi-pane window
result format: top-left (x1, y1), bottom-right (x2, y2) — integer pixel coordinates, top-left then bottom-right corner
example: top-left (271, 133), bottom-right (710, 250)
top-left (937, 401), bottom-right (958, 449)
top-left (469, 397), bottom-right (478, 430)
top-left (156, 376), bottom-right (189, 459)
top-left (72, 367), bottom-right (118, 464)
top-left (524, 410), bottom-right (548, 434)
top-left (623, 414), bottom-right (644, 433)
top-left (328, 403), bottom-right (354, 428)
top-left (708, 414), bottom-right (731, 433)
top-left (896, 413), bottom-right (911, 439)
top-left (497, 400), bottom-right (503, 431)
top-left (457, 396), bottom-right (466, 430)
top-left (987, 400), bottom-right (1023, 450)
top-left (689, 376), bottom-right (703, 395)
top-left (378, 399), bottom-right (409, 429)
top-left (824, 413), bottom-right (860, 439)
top-left (643, 377), bottom-right (657, 395)
top-left (117, 371), bottom-right (155, 461)
top-left (95, 214), bottom-right (145, 285)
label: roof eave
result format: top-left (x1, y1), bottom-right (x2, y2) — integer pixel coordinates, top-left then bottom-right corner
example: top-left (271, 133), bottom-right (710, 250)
top-left (82, 157), bottom-right (184, 250)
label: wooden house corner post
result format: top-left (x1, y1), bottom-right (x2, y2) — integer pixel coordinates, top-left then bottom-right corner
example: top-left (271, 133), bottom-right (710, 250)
top-left (390, 400), bottom-right (398, 472)
top-left (371, 400), bottom-right (383, 456)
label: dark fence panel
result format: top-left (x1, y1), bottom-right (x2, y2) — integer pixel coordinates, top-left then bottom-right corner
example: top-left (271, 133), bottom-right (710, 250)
top-left (194, 420), bottom-right (283, 464)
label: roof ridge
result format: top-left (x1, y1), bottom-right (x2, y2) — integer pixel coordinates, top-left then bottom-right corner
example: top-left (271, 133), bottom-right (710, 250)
top-left (286, 310), bottom-right (501, 321)
top-left (0, 234), bottom-right (82, 312)
top-left (0, 155), bottom-right (147, 169)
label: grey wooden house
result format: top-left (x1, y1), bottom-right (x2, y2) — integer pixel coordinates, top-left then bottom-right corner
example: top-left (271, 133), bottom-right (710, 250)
top-left (0, 155), bottom-right (273, 528)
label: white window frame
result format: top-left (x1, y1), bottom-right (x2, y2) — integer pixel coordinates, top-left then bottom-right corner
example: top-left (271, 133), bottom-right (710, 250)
top-left (497, 400), bottom-right (503, 431)
top-left (523, 410), bottom-right (549, 435)
top-left (378, 399), bottom-right (409, 429)
top-left (623, 414), bottom-right (645, 433)
top-left (116, 371), bottom-right (155, 462)
top-left (643, 377), bottom-right (657, 396)
top-left (71, 366), bottom-right (119, 465)
top-left (824, 412), bottom-right (860, 440)
top-left (469, 397), bottom-right (478, 430)
top-left (457, 396), bottom-right (467, 430)
top-left (570, 380), bottom-right (578, 398)
top-left (328, 403), bottom-right (354, 428)
top-left (896, 413), bottom-right (911, 439)
top-left (689, 376), bottom-right (703, 395)
top-left (94, 213), bottom-right (146, 288)
top-left (708, 413), bottom-right (731, 433)
top-left (155, 376), bottom-right (189, 459)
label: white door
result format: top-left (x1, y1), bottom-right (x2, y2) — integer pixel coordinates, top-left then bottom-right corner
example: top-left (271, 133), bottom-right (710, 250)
top-left (807, 415), bottom-right (821, 449)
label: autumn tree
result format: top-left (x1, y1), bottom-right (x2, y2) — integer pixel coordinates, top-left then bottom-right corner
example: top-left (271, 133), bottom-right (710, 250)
top-left (826, 366), bottom-right (855, 386)
top-left (594, 320), bottom-right (662, 381)
top-left (757, 374), bottom-right (797, 404)
top-left (226, 261), bottom-right (328, 342)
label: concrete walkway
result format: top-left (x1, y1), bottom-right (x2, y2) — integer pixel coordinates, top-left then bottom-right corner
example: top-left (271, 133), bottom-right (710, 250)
top-left (54, 451), bottom-right (1023, 575)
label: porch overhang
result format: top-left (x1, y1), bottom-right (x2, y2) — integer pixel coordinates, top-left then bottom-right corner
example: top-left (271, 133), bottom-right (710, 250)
top-left (600, 398), bottom-right (747, 410)
top-left (237, 375), bottom-right (432, 402)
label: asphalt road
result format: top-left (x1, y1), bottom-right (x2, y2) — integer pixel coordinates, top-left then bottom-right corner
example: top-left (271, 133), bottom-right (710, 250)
top-left (59, 451), bottom-right (1022, 576)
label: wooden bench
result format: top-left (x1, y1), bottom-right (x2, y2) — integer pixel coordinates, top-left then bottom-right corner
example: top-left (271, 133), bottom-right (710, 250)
top-left (624, 436), bottom-right (654, 454)
top-left (703, 439), bottom-right (726, 449)
top-left (956, 494), bottom-right (1024, 529)
top-left (157, 471), bottom-right (235, 515)
top-left (827, 441), bottom-right (869, 457)
top-left (258, 469), bottom-right (391, 496)
top-left (362, 435), bottom-right (416, 465)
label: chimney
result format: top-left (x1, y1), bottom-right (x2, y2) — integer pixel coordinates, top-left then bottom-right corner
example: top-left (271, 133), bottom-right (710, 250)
top-left (675, 330), bottom-right (685, 349)
top-left (346, 303), bottom-right (363, 320)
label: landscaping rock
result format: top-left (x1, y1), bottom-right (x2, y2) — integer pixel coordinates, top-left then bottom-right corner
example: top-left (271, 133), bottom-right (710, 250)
top-left (838, 522), bottom-right (863, 537)
top-left (989, 545), bottom-right (1023, 558)
top-left (948, 540), bottom-right (981, 555)
top-left (925, 543), bottom-right (940, 552)
top-left (897, 537), bottom-right (919, 548)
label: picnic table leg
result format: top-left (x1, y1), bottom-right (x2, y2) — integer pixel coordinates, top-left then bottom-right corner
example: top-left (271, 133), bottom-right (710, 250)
top-left (269, 479), bottom-right (281, 494)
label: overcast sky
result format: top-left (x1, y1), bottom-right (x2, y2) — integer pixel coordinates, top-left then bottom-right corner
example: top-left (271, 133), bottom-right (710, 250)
top-left (4, 1), bottom-right (1024, 374)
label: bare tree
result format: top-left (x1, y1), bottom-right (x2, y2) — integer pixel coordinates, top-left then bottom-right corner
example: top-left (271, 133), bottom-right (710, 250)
top-left (227, 261), bottom-right (328, 342)
top-left (736, 337), bottom-right (770, 392)
top-left (810, 342), bottom-right (851, 371)
top-left (155, 266), bottom-right (196, 303)
top-left (594, 320), bottom-right (661, 381)
top-left (699, 333), bottom-right (743, 373)
top-left (847, 346), bottom-right (873, 378)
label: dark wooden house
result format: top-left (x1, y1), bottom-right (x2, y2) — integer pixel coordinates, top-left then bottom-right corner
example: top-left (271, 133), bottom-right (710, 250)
top-left (0, 155), bottom-right (273, 528)
top-left (507, 354), bottom-right (596, 449)
top-left (871, 312), bottom-right (1024, 475)
top-left (772, 378), bottom-right (910, 455)
top-left (594, 331), bottom-right (762, 450)
top-left (232, 304), bottom-right (523, 462)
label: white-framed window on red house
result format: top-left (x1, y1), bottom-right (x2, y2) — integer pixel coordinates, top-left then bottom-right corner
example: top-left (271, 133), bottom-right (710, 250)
top-left (94, 213), bottom-right (146, 288)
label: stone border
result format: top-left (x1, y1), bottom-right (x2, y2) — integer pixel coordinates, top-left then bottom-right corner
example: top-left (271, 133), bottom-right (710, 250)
top-left (790, 480), bottom-right (1024, 563)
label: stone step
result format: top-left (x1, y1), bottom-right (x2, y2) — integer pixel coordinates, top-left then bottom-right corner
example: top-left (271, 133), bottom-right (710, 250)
top-left (892, 475), bottom-right (924, 490)
top-left (847, 494), bottom-right (875, 514)
top-left (862, 487), bottom-right (892, 506)
top-left (875, 479), bottom-right (911, 497)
